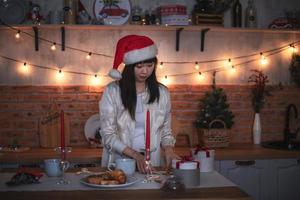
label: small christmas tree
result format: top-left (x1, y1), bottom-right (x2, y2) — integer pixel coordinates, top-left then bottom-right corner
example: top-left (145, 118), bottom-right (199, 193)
top-left (194, 72), bottom-right (234, 129)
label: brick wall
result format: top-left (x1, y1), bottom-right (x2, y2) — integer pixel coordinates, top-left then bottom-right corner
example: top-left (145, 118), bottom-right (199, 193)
top-left (0, 85), bottom-right (299, 148)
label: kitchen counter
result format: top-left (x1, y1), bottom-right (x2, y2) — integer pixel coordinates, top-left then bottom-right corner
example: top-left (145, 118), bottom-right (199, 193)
top-left (1, 144), bottom-right (300, 165)
top-left (0, 171), bottom-right (251, 200)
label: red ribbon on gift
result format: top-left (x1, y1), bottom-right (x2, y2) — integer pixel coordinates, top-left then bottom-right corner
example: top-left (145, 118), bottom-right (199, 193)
top-left (175, 156), bottom-right (200, 169)
top-left (194, 145), bottom-right (210, 158)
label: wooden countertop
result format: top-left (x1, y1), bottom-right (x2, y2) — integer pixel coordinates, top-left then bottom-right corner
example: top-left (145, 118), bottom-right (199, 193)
top-left (1, 144), bottom-right (300, 164)
top-left (0, 169), bottom-right (250, 200)
top-left (1, 187), bottom-right (251, 200)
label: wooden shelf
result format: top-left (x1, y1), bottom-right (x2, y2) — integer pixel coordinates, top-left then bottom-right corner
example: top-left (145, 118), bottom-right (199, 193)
top-left (1, 24), bottom-right (300, 34)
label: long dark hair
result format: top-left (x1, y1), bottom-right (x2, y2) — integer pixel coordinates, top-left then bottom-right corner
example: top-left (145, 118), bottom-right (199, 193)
top-left (119, 57), bottom-right (160, 120)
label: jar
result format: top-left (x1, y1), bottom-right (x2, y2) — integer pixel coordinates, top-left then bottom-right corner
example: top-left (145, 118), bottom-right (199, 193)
top-left (63, 0), bottom-right (78, 24)
top-left (131, 5), bottom-right (142, 25)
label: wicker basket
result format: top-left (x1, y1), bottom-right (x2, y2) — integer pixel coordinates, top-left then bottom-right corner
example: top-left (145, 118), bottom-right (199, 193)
top-left (197, 119), bottom-right (229, 148)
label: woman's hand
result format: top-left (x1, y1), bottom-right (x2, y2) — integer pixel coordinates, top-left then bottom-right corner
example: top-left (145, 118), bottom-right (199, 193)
top-left (132, 151), bottom-right (148, 174)
top-left (164, 146), bottom-right (181, 168)
top-left (122, 147), bottom-right (153, 174)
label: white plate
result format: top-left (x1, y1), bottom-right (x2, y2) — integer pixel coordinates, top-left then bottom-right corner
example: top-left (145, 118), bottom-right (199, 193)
top-left (93, 0), bottom-right (131, 25)
top-left (80, 175), bottom-right (139, 188)
top-left (84, 114), bottom-right (101, 142)
top-left (0, 0), bottom-right (27, 24)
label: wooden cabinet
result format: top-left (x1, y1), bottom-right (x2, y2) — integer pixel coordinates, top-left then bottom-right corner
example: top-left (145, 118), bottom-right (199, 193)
top-left (268, 159), bottom-right (300, 200)
top-left (218, 159), bottom-right (269, 200)
top-left (218, 158), bottom-right (300, 200)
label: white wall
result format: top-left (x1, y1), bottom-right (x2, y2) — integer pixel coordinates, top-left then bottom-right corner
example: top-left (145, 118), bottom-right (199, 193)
top-left (0, 0), bottom-right (299, 86)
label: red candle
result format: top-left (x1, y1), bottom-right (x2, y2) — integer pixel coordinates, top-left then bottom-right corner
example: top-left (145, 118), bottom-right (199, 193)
top-left (60, 110), bottom-right (65, 160)
top-left (145, 109), bottom-right (150, 161)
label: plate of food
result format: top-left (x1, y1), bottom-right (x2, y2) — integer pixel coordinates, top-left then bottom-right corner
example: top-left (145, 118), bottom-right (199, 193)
top-left (80, 169), bottom-right (139, 188)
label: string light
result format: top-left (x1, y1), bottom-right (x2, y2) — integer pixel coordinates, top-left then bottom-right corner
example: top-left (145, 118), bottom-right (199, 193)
top-left (289, 44), bottom-right (298, 54)
top-left (51, 42), bottom-right (56, 51)
top-left (15, 30), bottom-right (20, 39)
top-left (56, 69), bottom-right (64, 81)
top-left (2, 21), bottom-right (299, 67)
top-left (159, 62), bottom-right (164, 69)
top-left (20, 62), bottom-right (29, 75)
top-left (230, 65), bottom-right (236, 73)
top-left (161, 75), bottom-right (170, 85)
top-left (259, 52), bottom-right (268, 66)
top-left (194, 62), bottom-right (199, 70)
top-left (226, 58), bottom-right (232, 69)
top-left (198, 72), bottom-right (204, 80)
top-left (86, 52), bottom-right (92, 60)
top-left (91, 74), bottom-right (101, 85)
top-left (0, 20), bottom-right (299, 84)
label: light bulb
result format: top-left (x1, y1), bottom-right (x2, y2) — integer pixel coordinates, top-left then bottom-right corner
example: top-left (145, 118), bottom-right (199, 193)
top-left (231, 65), bottom-right (236, 73)
top-left (15, 30), bottom-right (20, 39)
top-left (194, 62), bottom-right (199, 70)
top-left (161, 75), bottom-right (170, 85)
top-left (226, 58), bottom-right (232, 69)
top-left (198, 72), bottom-right (204, 80)
top-left (56, 69), bottom-right (64, 81)
top-left (92, 74), bottom-right (101, 85)
top-left (159, 62), bottom-right (164, 69)
top-left (259, 53), bottom-right (268, 66)
top-left (86, 52), bottom-right (92, 60)
top-left (289, 44), bottom-right (298, 54)
top-left (51, 43), bottom-right (56, 51)
top-left (20, 62), bottom-right (29, 74)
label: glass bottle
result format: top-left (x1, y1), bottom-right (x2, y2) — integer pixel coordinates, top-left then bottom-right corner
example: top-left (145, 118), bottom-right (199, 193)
top-left (131, 4), bottom-right (142, 25)
top-left (63, 0), bottom-right (78, 24)
top-left (245, 0), bottom-right (257, 28)
top-left (232, 0), bottom-right (242, 27)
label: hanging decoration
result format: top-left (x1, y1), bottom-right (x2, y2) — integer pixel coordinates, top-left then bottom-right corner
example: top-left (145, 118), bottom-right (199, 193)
top-left (0, 21), bottom-right (299, 82)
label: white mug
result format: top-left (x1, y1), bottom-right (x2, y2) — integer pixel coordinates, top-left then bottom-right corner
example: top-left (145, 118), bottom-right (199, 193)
top-left (108, 158), bottom-right (136, 176)
top-left (44, 159), bottom-right (63, 177)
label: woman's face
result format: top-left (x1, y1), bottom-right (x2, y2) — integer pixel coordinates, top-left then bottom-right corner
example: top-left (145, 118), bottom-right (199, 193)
top-left (134, 62), bottom-right (155, 83)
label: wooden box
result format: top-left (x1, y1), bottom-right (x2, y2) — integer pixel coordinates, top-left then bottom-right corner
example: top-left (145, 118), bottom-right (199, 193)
top-left (193, 13), bottom-right (223, 26)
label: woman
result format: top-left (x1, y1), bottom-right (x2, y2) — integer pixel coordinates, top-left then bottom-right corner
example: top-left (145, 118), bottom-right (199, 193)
top-left (99, 35), bottom-right (180, 173)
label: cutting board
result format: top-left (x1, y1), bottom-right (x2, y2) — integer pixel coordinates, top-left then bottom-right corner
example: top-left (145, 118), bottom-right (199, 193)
top-left (39, 111), bottom-right (70, 148)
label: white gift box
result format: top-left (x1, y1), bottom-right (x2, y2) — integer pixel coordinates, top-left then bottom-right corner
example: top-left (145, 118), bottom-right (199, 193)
top-left (171, 158), bottom-right (200, 187)
top-left (172, 159), bottom-right (199, 170)
top-left (193, 148), bottom-right (215, 172)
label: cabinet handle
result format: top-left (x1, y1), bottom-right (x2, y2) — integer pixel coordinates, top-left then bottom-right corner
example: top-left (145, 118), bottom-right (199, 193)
top-left (235, 160), bottom-right (255, 166)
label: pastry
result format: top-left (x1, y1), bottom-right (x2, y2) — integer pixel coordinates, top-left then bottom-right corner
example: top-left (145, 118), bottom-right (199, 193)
top-left (86, 169), bottom-right (127, 185)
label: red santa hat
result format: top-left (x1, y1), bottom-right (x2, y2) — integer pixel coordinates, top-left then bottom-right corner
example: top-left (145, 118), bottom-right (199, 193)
top-left (108, 35), bottom-right (158, 79)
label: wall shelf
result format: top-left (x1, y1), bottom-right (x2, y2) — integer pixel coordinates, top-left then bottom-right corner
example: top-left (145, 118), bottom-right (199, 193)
top-left (1, 24), bottom-right (300, 34)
